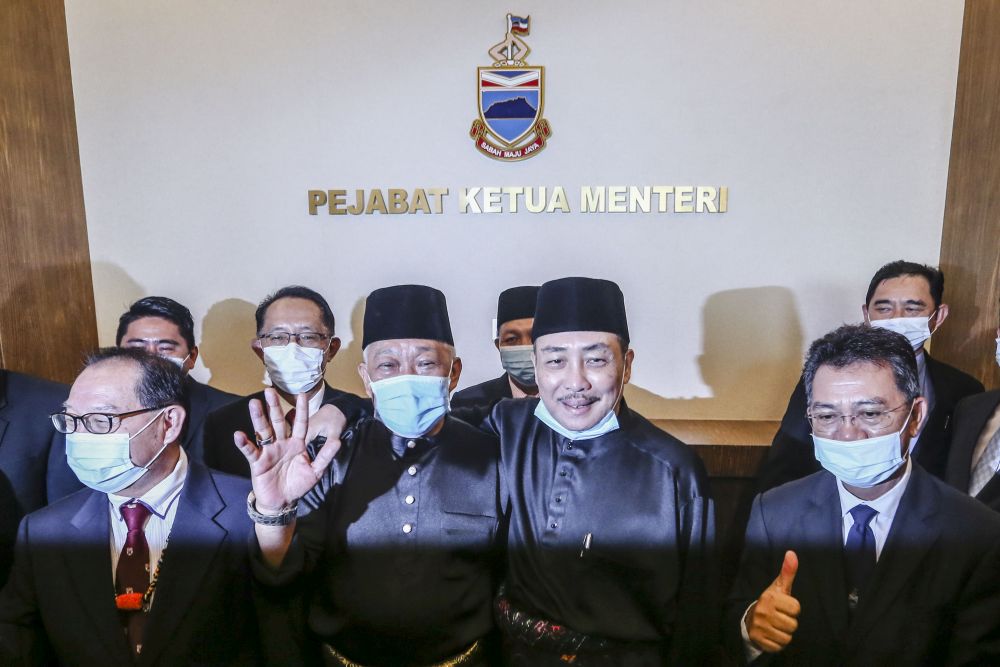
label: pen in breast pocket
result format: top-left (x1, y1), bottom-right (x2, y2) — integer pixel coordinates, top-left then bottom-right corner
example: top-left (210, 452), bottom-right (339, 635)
top-left (579, 532), bottom-right (592, 558)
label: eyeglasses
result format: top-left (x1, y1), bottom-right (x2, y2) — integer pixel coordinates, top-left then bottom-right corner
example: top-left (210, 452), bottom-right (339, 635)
top-left (807, 403), bottom-right (911, 436)
top-left (50, 405), bottom-right (170, 435)
top-left (257, 331), bottom-right (330, 348)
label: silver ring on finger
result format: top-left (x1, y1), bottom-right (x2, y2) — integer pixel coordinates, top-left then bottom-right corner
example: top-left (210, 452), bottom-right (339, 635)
top-left (255, 432), bottom-right (275, 447)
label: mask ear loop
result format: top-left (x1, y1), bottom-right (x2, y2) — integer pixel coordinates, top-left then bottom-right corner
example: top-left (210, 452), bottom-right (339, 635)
top-left (926, 308), bottom-right (941, 336)
top-left (127, 409), bottom-right (171, 471)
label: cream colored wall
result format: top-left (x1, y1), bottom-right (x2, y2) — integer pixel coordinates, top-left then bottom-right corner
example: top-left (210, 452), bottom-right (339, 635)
top-left (65, 0), bottom-right (964, 419)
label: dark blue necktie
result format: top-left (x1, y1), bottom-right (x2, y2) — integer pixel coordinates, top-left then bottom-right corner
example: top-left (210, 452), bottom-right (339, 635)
top-left (845, 504), bottom-right (878, 609)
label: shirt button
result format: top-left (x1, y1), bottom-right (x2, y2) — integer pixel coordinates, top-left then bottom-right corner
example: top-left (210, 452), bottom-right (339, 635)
top-left (555, 496), bottom-right (562, 503)
top-left (402, 523), bottom-right (413, 534)
top-left (404, 495), bottom-right (415, 505)
top-left (408, 465), bottom-right (418, 476)
top-left (550, 522), bottom-right (558, 529)
top-left (567, 443), bottom-right (574, 450)
top-left (559, 470), bottom-right (568, 477)
top-left (406, 440), bottom-right (417, 449)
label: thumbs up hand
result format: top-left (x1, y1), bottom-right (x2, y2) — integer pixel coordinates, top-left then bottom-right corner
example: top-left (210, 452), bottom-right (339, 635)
top-left (746, 550), bottom-right (801, 653)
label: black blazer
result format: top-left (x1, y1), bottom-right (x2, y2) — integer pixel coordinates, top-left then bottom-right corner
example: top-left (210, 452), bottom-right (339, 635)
top-left (181, 376), bottom-right (239, 457)
top-left (945, 389), bottom-right (1000, 511)
top-left (727, 464), bottom-right (1000, 666)
top-left (201, 383), bottom-right (366, 478)
top-left (757, 354), bottom-right (984, 492)
top-left (0, 371), bottom-right (81, 588)
top-left (450, 373), bottom-right (513, 412)
top-left (0, 460), bottom-right (259, 666)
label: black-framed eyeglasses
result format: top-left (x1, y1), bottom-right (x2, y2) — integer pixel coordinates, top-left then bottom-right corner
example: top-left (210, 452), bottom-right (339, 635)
top-left (806, 402), bottom-right (912, 437)
top-left (50, 405), bottom-right (171, 435)
top-left (257, 331), bottom-right (331, 349)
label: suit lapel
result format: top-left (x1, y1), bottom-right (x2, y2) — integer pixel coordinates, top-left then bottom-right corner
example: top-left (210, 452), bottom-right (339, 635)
top-left (65, 491), bottom-right (133, 663)
top-left (845, 466), bottom-right (940, 651)
top-left (800, 474), bottom-right (850, 638)
top-left (137, 463), bottom-right (227, 666)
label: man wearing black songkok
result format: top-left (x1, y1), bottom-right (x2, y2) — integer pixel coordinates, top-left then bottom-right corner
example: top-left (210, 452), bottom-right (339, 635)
top-left (452, 286), bottom-right (540, 412)
top-left (235, 285), bottom-right (501, 667)
top-left (312, 277), bottom-right (717, 666)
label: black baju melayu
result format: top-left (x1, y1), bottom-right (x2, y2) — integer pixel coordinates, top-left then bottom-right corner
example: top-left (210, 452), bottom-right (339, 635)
top-left (253, 415), bottom-right (502, 667)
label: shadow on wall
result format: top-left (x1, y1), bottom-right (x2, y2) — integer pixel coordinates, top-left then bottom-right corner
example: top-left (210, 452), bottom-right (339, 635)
top-left (325, 297), bottom-right (368, 398)
top-left (90, 261), bottom-right (145, 348)
top-left (625, 286), bottom-right (805, 421)
top-left (199, 298), bottom-right (259, 396)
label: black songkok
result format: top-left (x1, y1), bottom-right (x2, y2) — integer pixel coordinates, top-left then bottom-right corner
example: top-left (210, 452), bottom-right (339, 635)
top-left (362, 285), bottom-right (454, 348)
top-left (532, 277), bottom-right (629, 344)
top-left (496, 286), bottom-right (540, 329)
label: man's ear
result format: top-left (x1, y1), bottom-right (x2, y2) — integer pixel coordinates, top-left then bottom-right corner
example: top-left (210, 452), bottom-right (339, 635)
top-left (861, 303), bottom-right (870, 323)
top-left (930, 304), bottom-right (949, 332)
top-left (162, 405), bottom-right (187, 445)
top-left (251, 337), bottom-right (264, 362)
top-left (448, 357), bottom-right (463, 393)
top-left (493, 339), bottom-right (501, 352)
top-left (622, 349), bottom-right (635, 386)
top-left (187, 345), bottom-right (200, 370)
top-left (909, 397), bottom-right (929, 438)
top-left (325, 337), bottom-right (342, 363)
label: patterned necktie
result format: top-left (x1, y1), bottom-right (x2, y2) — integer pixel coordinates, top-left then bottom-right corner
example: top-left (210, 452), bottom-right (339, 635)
top-left (969, 425), bottom-right (1000, 497)
top-left (845, 504), bottom-right (878, 609)
top-left (116, 502), bottom-right (152, 657)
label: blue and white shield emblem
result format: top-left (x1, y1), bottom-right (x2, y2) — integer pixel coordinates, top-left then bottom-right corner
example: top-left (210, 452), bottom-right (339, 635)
top-left (478, 67), bottom-right (543, 147)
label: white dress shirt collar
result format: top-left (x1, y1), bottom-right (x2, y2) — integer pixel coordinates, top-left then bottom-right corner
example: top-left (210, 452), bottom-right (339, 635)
top-left (836, 456), bottom-right (912, 560)
top-left (278, 384), bottom-right (326, 419)
top-left (108, 447), bottom-right (188, 519)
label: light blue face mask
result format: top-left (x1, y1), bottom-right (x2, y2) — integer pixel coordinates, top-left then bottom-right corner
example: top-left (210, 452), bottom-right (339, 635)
top-left (65, 410), bottom-right (169, 494)
top-left (534, 400), bottom-right (620, 441)
top-left (370, 373), bottom-right (451, 438)
top-left (812, 409), bottom-right (912, 488)
top-left (499, 345), bottom-right (536, 387)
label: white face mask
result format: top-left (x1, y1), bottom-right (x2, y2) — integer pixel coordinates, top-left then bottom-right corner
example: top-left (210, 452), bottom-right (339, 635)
top-left (262, 343), bottom-right (326, 395)
top-left (812, 409), bottom-right (912, 488)
top-left (65, 410), bottom-right (169, 494)
top-left (868, 312), bottom-right (937, 350)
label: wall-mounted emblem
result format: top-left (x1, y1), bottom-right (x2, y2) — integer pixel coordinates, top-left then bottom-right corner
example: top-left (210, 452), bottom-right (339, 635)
top-left (470, 14), bottom-right (551, 161)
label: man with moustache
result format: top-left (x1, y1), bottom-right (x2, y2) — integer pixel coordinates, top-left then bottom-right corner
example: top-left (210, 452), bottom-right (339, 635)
top-left (308, 277), bottom-right (715, 666)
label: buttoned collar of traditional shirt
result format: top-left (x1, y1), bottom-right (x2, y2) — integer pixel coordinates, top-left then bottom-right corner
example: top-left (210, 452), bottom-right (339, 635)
top-left (278, 383), bottom-right (326, 419)
top-left (385, 420), bottom-right (443, 459)
top-left (836, 456), bottom-right (912, 560)
top-left (108, 447), bottom-right (189, 578)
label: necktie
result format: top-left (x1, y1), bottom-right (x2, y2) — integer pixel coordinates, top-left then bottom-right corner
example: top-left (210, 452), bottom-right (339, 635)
top-left (969, 426), bottom-right (1000, 497)
top-left (116, 502), bottom-right (152, 657)
top-left (845, 504), bottom-right (878, 609)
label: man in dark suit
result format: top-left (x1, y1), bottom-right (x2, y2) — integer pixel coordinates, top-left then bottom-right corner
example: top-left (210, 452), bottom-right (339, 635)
top-left (945, 323), bottom-right (1000, 510)
top-left (452, 285), bottom-right (539, 412)
top-left (117, 296), bottom-right (239, 460)
top-left (758, 260), bottom-right (983, 491)
top-left (728, 325), bottom-right (1000, 666)
top-left (202, 285), bottom-right (364, 477)
top-left (0, 370), bottom-right (81, 587)
top-left (0, 347), bottom-right (259, 666)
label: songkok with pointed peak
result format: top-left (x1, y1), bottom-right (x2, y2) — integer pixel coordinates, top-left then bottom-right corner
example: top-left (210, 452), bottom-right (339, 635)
top-left (497, 286), bottom-right (540, 328)
top-left (532, 277), bottom-right (629, 344)
top-left (362, 285), bottom-right (454, 349)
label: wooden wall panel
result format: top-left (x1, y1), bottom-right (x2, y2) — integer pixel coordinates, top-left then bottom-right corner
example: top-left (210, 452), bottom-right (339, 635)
top-left (0, 0), bottom-right (97, 384)
top-left (936, 0), bottom-right (1000, 391)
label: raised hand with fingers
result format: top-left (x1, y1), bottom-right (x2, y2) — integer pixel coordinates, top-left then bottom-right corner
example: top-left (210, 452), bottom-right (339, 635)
top-left (233, 388), bottom-right (341, 514)
top-left (746, 550), bottom-right (801, 653)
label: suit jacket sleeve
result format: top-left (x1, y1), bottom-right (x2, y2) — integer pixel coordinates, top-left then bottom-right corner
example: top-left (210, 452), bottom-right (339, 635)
top-left (0, 517), bottom-right (54, 666)
top-left (725, 495), bottom-right (776, 664)
top-left (946, 538), bottom-right (1000, 665)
